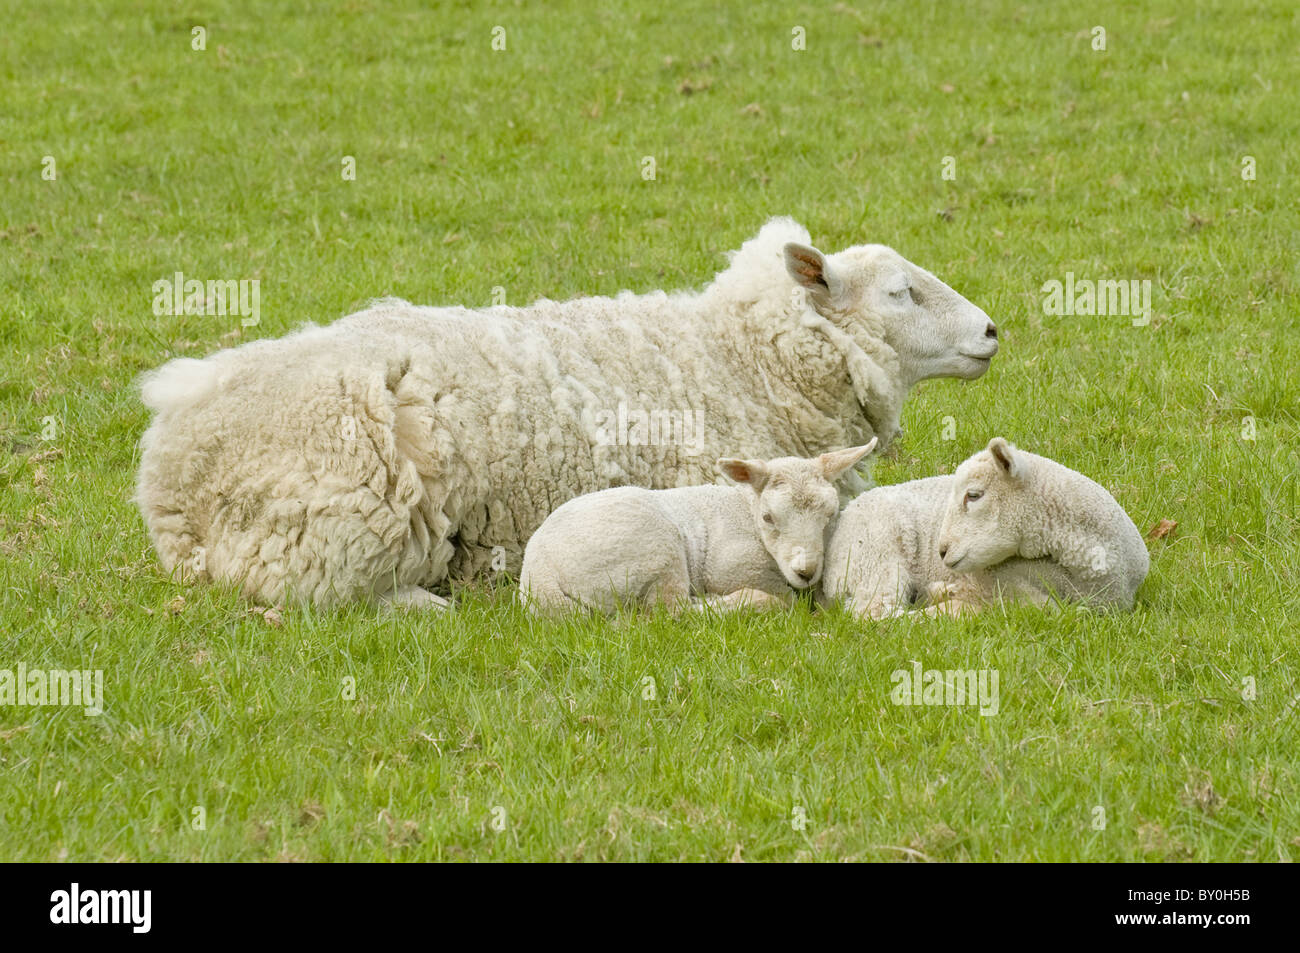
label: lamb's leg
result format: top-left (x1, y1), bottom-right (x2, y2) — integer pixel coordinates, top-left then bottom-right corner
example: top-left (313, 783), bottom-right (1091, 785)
top-left (913, 596), bottom-right (979, 618)
top-left (910, 579), bottom-right (983, 617)
top-left (917, 563), bottom-right (1077, 617)
top-left (649, 573), bottom-right (692, 613)
top-left (985, 559), bottom-right (1080, 612)
top-left (839, 560), bottom-right (915, 620)
top-left (688, 588), bottom-right (794, 612)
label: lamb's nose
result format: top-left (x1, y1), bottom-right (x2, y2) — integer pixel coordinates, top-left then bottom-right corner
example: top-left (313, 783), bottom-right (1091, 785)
top-left (796, 567), bottom-right (817, 583)
top-left (939, 544), bottom-right (948, 559)
top-left (985, 322), bottom-right (998, 339)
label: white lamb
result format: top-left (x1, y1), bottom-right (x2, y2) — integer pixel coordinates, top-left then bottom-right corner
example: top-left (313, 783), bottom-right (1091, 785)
top-left (520, 441), bottom-right (876, 614)
top-left (822, 438), bottom-right (1149, 617)
top-left (136, 218), bottom-right (999, 607)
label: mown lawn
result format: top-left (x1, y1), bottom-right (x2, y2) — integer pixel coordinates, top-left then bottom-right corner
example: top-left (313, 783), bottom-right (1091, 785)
top-left (0, 0), bottom-right (1296, 860)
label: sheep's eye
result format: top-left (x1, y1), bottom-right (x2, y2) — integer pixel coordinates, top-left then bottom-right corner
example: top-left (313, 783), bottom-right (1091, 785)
top-left (763, 513), bottom-right (775, 525)
top-left (965, 490), bottom-right (983, 504)
top-left (889, 286), bottom-right (909, 299)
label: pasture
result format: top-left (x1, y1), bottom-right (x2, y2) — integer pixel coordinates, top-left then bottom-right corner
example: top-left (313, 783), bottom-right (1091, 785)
top-left (0, 0), bottom-right (1296, 860)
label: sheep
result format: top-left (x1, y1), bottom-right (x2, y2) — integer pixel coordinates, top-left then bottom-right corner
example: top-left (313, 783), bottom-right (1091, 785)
top-left (822, 438), bottom-right (1149, 618)
top-left (135, 217), bottom-right (999, 607)
top-left (519, 441), bottom-right (876, 614)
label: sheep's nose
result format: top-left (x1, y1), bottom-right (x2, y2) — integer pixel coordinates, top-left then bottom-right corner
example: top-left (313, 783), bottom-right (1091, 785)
top-left (939, 544), bottom-right (948, 559)
top-left (795, 567), bottom-right (817, 583)
top-left (985, 322), bottom-right (998, 339)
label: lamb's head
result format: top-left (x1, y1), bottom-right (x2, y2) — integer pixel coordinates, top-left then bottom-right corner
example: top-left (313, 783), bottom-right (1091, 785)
top-left (937, 437), bottom-right (1030, 571)
top-left (783, 239), bottom-right (999, 385)
top-left (719, 439), bottom-right (877, 589)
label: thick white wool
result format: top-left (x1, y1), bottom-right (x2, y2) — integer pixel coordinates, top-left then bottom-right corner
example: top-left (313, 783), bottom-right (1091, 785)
top-left (519, 443), bottom-right (873, 614)
top-left (135, 219), bottom-right (994, 606)
top-left (822, 440), bottom-right (1150, 618)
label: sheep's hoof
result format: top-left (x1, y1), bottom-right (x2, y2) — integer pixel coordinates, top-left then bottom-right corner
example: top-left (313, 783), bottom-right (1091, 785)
top-left (379, 587), bottom-right (451, 611)
top-left (924, 581), bottom-right (959, 604)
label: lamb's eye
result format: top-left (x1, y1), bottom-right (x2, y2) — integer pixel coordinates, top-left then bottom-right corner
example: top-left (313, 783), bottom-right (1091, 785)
top-left (965, 490), bottom-right (983, 504)
top-left (889, 286), bottom-right (909, 299)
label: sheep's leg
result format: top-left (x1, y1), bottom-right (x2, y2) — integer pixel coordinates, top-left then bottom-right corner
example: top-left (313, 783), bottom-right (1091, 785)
top-left (699, 588), bottom-right (794, 611)
top-left (679, 587), bottom-right (793, 613)
top-left (923, 580), bottom-right (959, 604)
top-left (915, 597), bottom-right (979, 618)
top-left (990, 558), bottom-right (1082, 611)
top-left (841, 562), bottom-right (915, 620)
top-left (619, 546), bottom-right (693, 613)
top-left (850, 595), bottom-right (903, 620)
top-left (869, 591), bottom-right (976, 619)
top-left (917, 563), bottom-right (1082, 617)
top-left (650, 575), bottom-right (692, 613)
top-left (872, 598), bottom-right (935, 620)
top-left (379, 586), bottom-right (451, 611)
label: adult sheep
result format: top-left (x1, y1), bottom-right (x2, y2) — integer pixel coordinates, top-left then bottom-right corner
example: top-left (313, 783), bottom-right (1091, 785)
top-left (136, 217), bottom-right (1000, 606)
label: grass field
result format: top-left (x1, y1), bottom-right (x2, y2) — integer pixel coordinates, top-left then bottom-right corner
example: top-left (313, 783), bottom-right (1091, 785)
top-left (1, 0), bottom-right (1297, 861)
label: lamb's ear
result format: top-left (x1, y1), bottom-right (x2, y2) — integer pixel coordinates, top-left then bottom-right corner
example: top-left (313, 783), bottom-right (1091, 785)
top-left (718, 458), bottom-right (769, 492)
top-left (784, 242), bottom-right (843, 301)
top-left (818, 437), bottom-right (878, 481)
top-left (987, 437), bottom-right (1023, 479)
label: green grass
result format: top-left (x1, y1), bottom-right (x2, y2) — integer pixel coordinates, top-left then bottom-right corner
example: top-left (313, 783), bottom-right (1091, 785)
top-left (1, 0), bottom-right (1297, 861)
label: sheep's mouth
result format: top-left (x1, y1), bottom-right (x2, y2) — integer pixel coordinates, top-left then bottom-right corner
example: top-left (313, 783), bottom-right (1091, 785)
top-left (944, 554), bottom-right (966, 570)
top-left (954, 353), bottom-right (995, 379)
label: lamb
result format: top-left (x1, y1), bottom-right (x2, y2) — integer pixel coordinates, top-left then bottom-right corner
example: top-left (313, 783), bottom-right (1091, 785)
top-left (520, 441), bottom-right (876, 614)
top-left (135, 217), bottom-right (999, 607)
top-left (822, 438), bottom-right (1149, 618)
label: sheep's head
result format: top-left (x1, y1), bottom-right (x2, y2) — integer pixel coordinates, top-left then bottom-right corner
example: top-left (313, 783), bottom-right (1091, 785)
top-left (719, 439), bottom-right (877, 589)
top-left (936, 437), bottom-right (1027, 571)
top-left (783, 240), bottom-right (999, 385)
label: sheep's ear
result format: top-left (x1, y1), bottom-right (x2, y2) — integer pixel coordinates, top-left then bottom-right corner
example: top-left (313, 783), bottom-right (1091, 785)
top-left (987, 437), bottom-right (1022, 479)
top-left (819, 437), bottom-right (878, 481)
top-left (784, 242), bottom-right (843, 301)
top-left (718, 458), bottom-right (769, 491)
